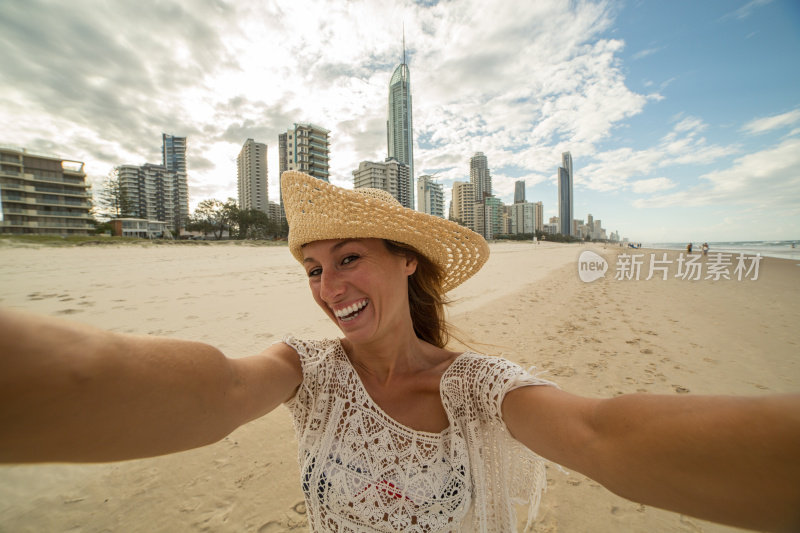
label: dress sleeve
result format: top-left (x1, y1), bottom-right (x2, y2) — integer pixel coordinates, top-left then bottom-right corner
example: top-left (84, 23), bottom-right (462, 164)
top-left (461, 355), bottom-right (557, 424)
top-left (442, 354), bottom-right (558, 531)
top-left (281, 335), bottom-right (330, 409)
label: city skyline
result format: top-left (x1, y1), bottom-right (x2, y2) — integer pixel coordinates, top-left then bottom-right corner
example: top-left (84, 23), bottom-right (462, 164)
top-left (1, 1), bottom-right (798, 242)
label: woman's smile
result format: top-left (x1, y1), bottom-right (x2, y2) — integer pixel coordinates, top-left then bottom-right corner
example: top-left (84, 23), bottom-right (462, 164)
top-left (333, 298), bottom-right (370, 322)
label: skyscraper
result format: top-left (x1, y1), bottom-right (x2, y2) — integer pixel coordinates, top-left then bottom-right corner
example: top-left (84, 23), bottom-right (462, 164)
top-left (117, 163), bottom-right (178, 233)
top-left (469, 152), bottom-right (491, 200)
top-left (558, 151), bottom-right (573, 236)
top-left (514, 180), bottom-right (526, 204)
top-left (509, 202), bottom-right (531, 235)
top-left (562, 151), bottom-right (573, 184)
top-left (352, 158), bottom-right (412, 208)
top-left (237, 139), bottom-right (268, 214)
top-left (279, 123), bottom-right (330, 219)
top-left (162, 134), bottom-right (189, 232)
top-left (387, 35), bottom-right (414, 209)
top-left (279, 123), bottom-right (330, 181)
top-left (417, 175), bottom-right (444, 218)
top-left (450, 181), bottom-right (475, 230)
top-left (533, 201), bottom-right (544, 232)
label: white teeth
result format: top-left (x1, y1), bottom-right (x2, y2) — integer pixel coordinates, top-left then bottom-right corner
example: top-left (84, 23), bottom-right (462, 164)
top-left (334, 299), bottom-right (368, 320)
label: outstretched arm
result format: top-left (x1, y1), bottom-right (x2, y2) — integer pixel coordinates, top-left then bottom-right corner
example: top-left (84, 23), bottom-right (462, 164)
top-left (0, 309), bottom-right (302, 463)
top-left (502, 386), bottom-right (800, 532)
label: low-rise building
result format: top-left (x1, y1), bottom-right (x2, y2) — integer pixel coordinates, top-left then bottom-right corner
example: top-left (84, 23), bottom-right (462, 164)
top-left (110, 218), bottom-right (170, 239)
top-left (0, 146), bottom-right (93, 235)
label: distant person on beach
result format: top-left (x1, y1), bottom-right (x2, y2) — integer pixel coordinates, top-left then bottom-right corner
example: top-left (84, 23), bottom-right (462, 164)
top-left (703, 243), bottom-right (709, 256)
top-left (687, 243), bottom-right (693, 254)
top-left (2, 171), bottom-right (799, 532)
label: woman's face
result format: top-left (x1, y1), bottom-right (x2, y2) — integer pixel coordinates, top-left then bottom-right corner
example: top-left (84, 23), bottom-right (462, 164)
top-left (301, 238), bottom-right (417, 345)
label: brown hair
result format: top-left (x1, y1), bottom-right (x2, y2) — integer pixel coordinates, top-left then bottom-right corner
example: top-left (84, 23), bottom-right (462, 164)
top-left (383, 240), bottom-right (451, 348)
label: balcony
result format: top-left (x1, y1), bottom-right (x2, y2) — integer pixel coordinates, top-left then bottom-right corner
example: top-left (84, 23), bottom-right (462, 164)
top-left (36, 210), bottom-right (92, 219)
top-left (0, 154), bottom-right (22, 164)
top-left (32, 174), bottom-right (88, 187)
top-left (35, 197), bottom-right (91, 208)
top-left (0, 207), bottom-right (35, 215)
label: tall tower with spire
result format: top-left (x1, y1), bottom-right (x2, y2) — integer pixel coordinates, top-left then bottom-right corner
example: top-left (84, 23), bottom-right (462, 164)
top-left (387, 30), bottom-right (414, 209)
top-left (558, 151), bottom-right (574, 236)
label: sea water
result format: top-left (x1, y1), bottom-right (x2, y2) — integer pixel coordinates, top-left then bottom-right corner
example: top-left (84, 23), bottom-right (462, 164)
top-left (646, 241), bottom-right (800, 261)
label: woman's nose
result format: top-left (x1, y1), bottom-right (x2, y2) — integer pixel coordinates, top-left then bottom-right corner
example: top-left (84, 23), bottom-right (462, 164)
top-left (319, 269), bottom-right (345, 302)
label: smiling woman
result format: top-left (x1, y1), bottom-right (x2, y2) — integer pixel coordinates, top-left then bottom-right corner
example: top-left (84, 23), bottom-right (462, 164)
top-left (1, 171), bottom-right (799, 532)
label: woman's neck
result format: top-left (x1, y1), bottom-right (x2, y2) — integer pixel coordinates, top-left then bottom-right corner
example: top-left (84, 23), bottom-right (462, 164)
top-left (342, 327), bottom-right (431, 386)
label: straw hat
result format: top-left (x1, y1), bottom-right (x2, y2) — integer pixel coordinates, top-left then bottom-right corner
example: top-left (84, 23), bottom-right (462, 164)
top-left (281, 171), bottom-right (489, 292)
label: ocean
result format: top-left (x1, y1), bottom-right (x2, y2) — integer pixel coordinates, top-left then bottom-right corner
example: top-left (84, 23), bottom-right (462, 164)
top-left (645, 241), bottom-right (800, 261)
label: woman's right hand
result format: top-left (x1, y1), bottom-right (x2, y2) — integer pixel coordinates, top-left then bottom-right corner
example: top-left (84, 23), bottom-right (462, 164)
top-left (0, 309), bottom-right (302, 463)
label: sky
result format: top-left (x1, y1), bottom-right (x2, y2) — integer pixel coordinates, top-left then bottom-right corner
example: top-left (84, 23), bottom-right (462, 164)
top-left (1, 0), bottom-right (798, 243)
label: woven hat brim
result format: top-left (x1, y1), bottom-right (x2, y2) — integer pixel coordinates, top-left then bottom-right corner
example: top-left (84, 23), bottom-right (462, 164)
top-left (281, 171), bottom-right (489, 292)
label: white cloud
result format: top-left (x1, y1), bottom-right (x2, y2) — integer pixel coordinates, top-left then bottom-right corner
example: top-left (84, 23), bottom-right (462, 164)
top-left (723, 0), bottom-right (772, 20)
top-left (631, 177), bottom-right (676, 194)
top-left (633, 46), bottom-right (664, 60)
top-left (633, 136), bottom-right (800, 208)
top-left (579, 116), bottom-right (735, 192)
top-left (0, 0), bottom-right (652, 209)
top-left (741, 109), bottom-right (800, 135)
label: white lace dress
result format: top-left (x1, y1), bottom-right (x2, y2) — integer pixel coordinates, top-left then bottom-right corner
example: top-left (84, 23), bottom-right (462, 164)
top-left (283, 336), bottom-right (555, 532)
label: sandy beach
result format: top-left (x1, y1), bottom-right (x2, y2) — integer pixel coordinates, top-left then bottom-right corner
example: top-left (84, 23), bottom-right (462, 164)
top-left (0, 241), bottom-right (798, 532)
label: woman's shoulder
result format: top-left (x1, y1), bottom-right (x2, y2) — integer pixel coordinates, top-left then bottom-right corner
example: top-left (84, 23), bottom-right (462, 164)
top-left (281, 335), bottom-right (340, 355)
top-left (448, 351), bottom-right (524, 375)
top-left (445, 352), bottom-right (556, 396)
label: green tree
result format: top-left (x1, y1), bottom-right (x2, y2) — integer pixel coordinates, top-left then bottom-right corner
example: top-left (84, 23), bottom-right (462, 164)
top-left (94, 169), bottom-right (131, 220)
top-left (221, 199), bottom-right (240, 238)
top-left (190, 199), bottom-right (230, 239)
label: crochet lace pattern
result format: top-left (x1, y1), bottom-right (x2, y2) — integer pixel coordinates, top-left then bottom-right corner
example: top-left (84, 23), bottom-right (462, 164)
top-left (284, 337), bottom-right (555, 532)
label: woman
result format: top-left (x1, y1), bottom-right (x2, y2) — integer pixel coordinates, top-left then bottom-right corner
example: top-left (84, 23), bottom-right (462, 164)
top-left (1, 171), bottom-right (799, 532)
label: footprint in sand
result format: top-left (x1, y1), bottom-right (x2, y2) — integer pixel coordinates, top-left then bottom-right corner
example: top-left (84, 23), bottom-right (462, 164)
top-left (258, 521), bottom-right (284, 533)
top-left (292, 501), bottom-right (306, 515)
top-left (550, 366), bottom-right (576, 377)
top-left (56, 309), bottom-right (83, 315)
top-left (673, 385), bottom-right (690, 394)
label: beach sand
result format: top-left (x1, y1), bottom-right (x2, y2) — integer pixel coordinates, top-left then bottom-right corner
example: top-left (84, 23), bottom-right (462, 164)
top-left (0, 241), bottom-right (797, 532)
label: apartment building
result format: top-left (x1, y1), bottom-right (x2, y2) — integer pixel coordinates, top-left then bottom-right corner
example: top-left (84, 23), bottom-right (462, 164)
top-left (0, 146), bottom-right (93, 235)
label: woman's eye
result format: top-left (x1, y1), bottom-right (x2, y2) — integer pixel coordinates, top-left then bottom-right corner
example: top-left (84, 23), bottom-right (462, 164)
top-left (308, 267), bottom-right (322, 277)
top-left (341, 255), bottom-right (359, 265)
